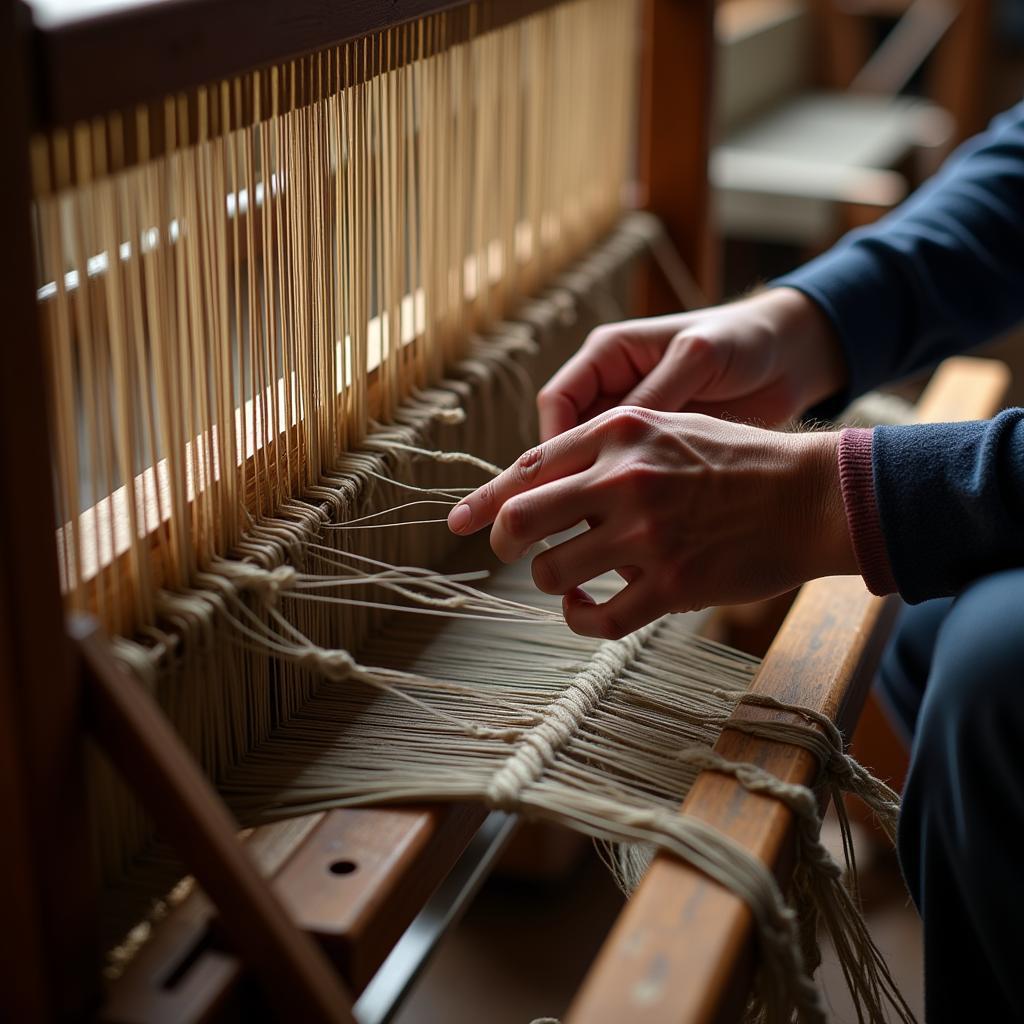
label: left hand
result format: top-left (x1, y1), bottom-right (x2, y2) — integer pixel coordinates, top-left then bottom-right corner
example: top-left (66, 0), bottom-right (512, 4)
top-left (447, 407), bottom-right (855, 639)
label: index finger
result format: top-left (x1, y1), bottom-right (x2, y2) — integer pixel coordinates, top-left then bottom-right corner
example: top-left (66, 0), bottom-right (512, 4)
top-left (447, 424), bottom-right (600, 535)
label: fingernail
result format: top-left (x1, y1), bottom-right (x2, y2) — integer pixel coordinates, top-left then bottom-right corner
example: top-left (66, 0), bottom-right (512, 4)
top-left (448, 503), bottom-right (472, 534)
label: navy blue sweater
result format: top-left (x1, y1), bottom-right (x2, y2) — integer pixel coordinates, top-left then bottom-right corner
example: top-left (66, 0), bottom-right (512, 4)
top-left (778, 101), bottom-right (1024, 603)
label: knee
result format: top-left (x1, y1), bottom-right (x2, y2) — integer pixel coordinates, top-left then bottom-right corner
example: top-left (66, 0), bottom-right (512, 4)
top-left (899, 571), bottom-right (1024, 901)
top-left (915, 569), bottom-right (1024, 753)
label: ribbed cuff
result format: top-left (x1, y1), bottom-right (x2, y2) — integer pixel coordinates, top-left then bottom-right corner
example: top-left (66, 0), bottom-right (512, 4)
top-left (838, 428), bottom-right (897, 596)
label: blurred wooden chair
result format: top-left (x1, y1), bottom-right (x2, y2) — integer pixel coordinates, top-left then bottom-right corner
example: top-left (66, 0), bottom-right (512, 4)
top-left (713, 0), bottom-right (990, 249)
top-left (812, 0), bottom-right (992, 140)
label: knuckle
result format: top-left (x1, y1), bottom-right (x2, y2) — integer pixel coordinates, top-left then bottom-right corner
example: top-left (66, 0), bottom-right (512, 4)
top-left (597, 610), bottom-right (625, 640)
top-left (582, 324), bottom-right (614, 351)
top-left (531, 554), bottom-right (561, 595)
top-left (499, 496), bottom-right (531, 541)
top-left (477, 479), bottom-right (496, 510)
top-left (604, 406), bottom-right (652, 443)
top-left (625, 513), bottom-right (674, 559)
top-left (672, 332), bottom-right (712, 360)
top-left (634, 517), bottom-right (661, 547)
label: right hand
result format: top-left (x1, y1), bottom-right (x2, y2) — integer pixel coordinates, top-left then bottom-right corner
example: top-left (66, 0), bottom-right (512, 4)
top-left (537, 287), bottom-right (848, 440)
top-left (449, 407), bottom-right (855, 636)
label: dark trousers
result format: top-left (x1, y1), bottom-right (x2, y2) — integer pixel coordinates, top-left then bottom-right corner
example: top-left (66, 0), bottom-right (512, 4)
top-left (877, 569), bottom-right (1024, 1022)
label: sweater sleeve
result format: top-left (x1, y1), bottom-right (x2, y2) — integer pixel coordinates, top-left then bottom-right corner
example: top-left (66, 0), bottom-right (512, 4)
top-left (775, 100), bottom-right (1024, 406)
top-left (773, 103), bottom-right (1024, 600)
top-left (869, 410), bottom-right (1024, 603)
top-left (838, 428), bottom-right (898, 596)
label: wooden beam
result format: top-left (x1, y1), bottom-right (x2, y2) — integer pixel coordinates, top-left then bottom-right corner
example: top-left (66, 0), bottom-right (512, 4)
top-left (27, 0), bottom-right (568, 130)
top-left (274, 804), bottom-right (486, 991)
top-left (638, 0), bottom-right (717, 307)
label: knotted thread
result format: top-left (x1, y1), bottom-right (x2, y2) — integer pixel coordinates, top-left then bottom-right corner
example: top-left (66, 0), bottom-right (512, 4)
top-left (363, 439), bottom-right (503, 478)
top-left (296, 646), bottom-right (360, 682)
top-left (280, 643), bottom-right (526, 743)
top-left (219, 562), bottom-right (298, 602)
top-left (716, 690), bottom-right (901, 843)
top-left (682, 701), bottom-right (916, 1023)
top-left (487, 628), bottom-right (651, 810)
top-left (431, 406), bottom-right (467, 425)
top-left (482, 631), bottom-right (835, 1021)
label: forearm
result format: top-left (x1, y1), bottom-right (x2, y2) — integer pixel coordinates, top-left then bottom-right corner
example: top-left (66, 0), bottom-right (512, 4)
top-left (776, 101), bottom-right (1024, 407)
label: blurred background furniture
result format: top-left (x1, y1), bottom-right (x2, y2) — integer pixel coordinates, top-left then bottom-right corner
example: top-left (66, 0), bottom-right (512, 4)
top-left (713, 0), bottom-right (990, 284)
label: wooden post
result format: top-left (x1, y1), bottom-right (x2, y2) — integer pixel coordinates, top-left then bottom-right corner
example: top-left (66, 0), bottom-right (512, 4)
top-left (0, 1), bottom-right (100, 1017)
top-left (929, 0), bottom-right (992, 144)
top-left (638, 0), bottom-right (717, 310)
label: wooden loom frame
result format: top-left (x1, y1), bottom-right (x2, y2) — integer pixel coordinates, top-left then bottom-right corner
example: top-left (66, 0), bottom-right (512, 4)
top-left (0, 1), bottom-right (1007, 1022)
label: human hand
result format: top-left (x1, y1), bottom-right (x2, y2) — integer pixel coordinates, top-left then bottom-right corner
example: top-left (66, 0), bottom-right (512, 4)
top-left (537, 287), bottom-right (847, 440)
top-left (448, 408), bottom-right (856, 639)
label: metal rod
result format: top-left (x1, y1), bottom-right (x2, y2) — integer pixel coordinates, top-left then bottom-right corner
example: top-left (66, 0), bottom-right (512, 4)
top-left (353, 811), bottom-right (518, 1024)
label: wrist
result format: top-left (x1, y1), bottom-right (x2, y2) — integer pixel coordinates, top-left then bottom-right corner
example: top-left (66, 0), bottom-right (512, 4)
top-left (787, 430), bottom-right (858, 581)
top-left (762, 287), bottom-right (848, 411)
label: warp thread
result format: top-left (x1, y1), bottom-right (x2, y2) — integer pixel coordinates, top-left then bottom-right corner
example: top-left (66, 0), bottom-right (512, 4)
top-left (206, 527), bottom-right (910, 1021)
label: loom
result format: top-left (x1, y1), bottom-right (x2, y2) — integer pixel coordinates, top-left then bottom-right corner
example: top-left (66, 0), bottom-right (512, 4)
top-left (0, 1), bottom-right (1009, 1021)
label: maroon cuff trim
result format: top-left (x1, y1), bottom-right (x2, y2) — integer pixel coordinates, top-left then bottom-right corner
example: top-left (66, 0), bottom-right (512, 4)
top-left (838, 428), bottom-right (897, 597)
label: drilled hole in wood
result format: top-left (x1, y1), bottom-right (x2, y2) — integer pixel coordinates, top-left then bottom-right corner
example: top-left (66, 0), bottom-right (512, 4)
top-left (328, 859), bottom-right (357, 876)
